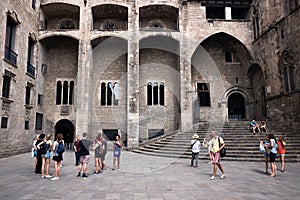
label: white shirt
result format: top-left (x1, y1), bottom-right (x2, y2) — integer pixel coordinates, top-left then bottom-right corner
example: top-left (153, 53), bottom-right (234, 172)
top-left (191, 140), bottom-right (201, 153)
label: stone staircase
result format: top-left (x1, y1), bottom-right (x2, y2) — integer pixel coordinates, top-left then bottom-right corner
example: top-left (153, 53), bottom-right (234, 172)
top-left (133, 121), bottom-right (300, 162)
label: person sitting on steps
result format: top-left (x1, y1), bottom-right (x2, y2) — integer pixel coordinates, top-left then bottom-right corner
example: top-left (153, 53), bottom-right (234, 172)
top-left (250, 119), bottom-right (261, 135)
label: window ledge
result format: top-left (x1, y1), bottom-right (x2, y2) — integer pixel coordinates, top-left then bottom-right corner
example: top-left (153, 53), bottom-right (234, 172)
top-left (3, 58), bottom-right (17, 68)
top-left (26, 72), bottom-right (36, 79)
top-left (25, 104), bottom-right (34, 109)
top-left (1, 97), bottom-right (14, 103)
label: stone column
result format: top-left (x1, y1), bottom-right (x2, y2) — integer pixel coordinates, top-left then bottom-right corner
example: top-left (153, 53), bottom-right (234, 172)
top-left (180, 3), bottom-right (193, 132)
top-left (75, 3), bottom-right (92, 136)
top-left (127, 1), bottom-right (140, 149)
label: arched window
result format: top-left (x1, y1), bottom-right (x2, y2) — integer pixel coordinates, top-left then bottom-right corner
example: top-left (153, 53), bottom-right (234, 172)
top-left (113, 82), bottom-right (119, 106)
top-left (69, 81), bottom-right (74, 105)
top-left (63, 81), bottom-right (68, 104)
top-left (153, 82), bottom-right (159, 105)
top-left (147, 82), bottom-right (152, 105)
top-left (56, 81), bottom-right (62, 105)
top-left (160, 82), bottom-right (164, 106)
top-left (280, 49), bottom-right (295, 93)
top-left (100, 82), bottom-right (106, 106)
top-left (107, 82), bottom-right (113, 106)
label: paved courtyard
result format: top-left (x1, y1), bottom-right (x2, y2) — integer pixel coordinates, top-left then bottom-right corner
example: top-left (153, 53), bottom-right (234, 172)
top-left (0, 151), bottom-right (299, 200)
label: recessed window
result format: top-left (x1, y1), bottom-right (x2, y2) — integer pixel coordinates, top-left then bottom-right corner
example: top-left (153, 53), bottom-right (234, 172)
top-left (5, 16), bottom-right (18, 65)
top-left (25, 120), bottom-right (30, 130)
top-left (147, 82), bottom-right (165, 106)
top-left (206, 7), bottom-right (225, 19)
top-left (27, 37), bottom-right (35, 77)
top-left (56, 80), bottom-right (74, 105)
top-left (32, 0), bottom-right (36, 10)
top-left (25, 86), bottom-right (31, 105)
top-left (280, 50), bottom-right (296, 93)
top-left (35, 113), bottom-right (43, 130)
top-left (1, 117), bottom-right (8, 129)
top-left (225, 51), bottom-right (232, 62)
top-left (197, 83), bottom-right (211, 107)
top-left (100, 82), bottom-right (119, 106)
top-left (37, 94), bottom-right (43, 105)
top-left (2, 75), bottom-right (11, 98)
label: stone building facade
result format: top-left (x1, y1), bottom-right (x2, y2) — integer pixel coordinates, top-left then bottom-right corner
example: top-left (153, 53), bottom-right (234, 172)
top-left (0, 0), bottom-right (299, 157)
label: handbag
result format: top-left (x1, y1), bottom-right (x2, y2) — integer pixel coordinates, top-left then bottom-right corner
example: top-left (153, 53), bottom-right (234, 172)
top-left (259, 143), bottom-right (265, 153)
top-left (218, 137), bottom-right (226, 158)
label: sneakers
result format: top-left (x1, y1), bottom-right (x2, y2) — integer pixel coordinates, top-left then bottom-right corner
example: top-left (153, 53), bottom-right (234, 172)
top-left (210, 176), bottom-right (215, 180)
top-left (77, 172), bottom-right (81, 177)
top-left (82, 174), bottom-right (88, 179)
top-left (45, 175), bottom-right (52, 178)
top-left (51, 177), bottom-right (60, 181)
top-left (220, 174), bottom-right (226, 179)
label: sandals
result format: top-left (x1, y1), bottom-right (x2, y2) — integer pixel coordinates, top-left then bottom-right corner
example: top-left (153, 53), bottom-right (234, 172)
top-left (270, 173), bottom-right (276, 177)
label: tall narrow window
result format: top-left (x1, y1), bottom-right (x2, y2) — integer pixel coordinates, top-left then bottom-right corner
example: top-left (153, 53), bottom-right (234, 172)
top-left (69, 81), bottom-right (74, 105)
top-left (1, 117), bottom-right (8, 129)
top-left (198, 83), bottom-right (211, 107)
top-left (225, 51), bottom-right (232, 62)
top-left (27, 37), bottom-right (35, 77)
top-left (160, 83), bottom-right (164, 106)
top-left (147, 82), bottom-right (152, 106)
top-left (38, 94), bottom-right (43, 105)
top-left (25, 86), bottom-right (31, 105)
top-left (5, 16), bottom-right (17, 65)
top-left (153, 82), bottom-right (159, 105)
top-left (35, 113), bottom-right (43, 130)
top-left (107, 82), bottom-right (113, 106)
top-left (113, 82), bottom-right (119, 106)
top-left (2, 75), bottom-right (11, 98)
top-left (100, 82), bottom-right (106, 106)
top-left (63, 81), bottom-right (68, 104)
top-left (32, 0), bottom-right (36, 9)
top-left (56, 81), bottom-right (62, 105)
top-left (25, 120), bottom-right (29, 130)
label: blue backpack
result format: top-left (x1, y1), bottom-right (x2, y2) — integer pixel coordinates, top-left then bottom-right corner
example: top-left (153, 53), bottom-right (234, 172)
top-left (56, 141), bottom-right (65, 154)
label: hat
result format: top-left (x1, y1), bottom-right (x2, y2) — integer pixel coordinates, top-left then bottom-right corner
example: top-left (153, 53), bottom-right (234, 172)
top-left (192, 134), bottom-right (199, 139)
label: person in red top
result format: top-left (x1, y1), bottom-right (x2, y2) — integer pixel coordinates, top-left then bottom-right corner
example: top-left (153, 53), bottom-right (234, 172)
top-left (277, 136), bottom-right (286, 172)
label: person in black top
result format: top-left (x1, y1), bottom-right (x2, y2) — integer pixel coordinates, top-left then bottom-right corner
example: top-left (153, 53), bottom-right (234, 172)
top-left (77, 132), bottom-right (92, 179)
top-left (35, 134), bottom-right (45, 174)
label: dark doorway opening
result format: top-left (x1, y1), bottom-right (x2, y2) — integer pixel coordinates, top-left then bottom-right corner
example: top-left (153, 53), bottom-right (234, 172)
top-left (55, 119), bottom-right (74, 144)
top-left (228, 93), bottom-right (245, 119)
top-left (103, 129), bottom-right (119, 141)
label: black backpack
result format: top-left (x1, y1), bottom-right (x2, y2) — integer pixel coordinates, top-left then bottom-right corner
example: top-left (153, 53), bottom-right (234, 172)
top-left (39, 142), bottom-right (47, 154)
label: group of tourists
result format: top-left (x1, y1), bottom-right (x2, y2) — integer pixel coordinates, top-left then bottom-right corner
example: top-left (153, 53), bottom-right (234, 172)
top-left (261, 134), bottom-right (286, 177)
top-left (191, 131), bottom-right (226, 180)
top-left (32, 132), bottom-right (123, 180)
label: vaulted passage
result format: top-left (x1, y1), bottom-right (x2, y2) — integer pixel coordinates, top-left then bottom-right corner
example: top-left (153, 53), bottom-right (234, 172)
top-left (55, 119), bottom-right (74, 144)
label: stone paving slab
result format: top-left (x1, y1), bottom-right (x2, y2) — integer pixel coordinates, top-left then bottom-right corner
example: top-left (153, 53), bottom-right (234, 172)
top-left (0, 151), bottom-right (299, 200)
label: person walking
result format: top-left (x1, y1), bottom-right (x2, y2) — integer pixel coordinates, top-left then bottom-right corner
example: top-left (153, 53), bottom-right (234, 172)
top-left (112, 135), bottom-right (122, 170)
top-left (191, 134), bottom-right (201, 167)
top-left (51, 134), bottom-right (64, 181)
top-left (210, 131), bottom-right (226, 180)
top-left (37, 134), bottom-right (52, 178)
top-left (73, 135), bottom-right (81, 166)
top-left (263, 134), bottom-right (277, 177)
top-left (77, 132), bottom-right (92, 179)
top-left (277, 136), bottom-right (286, 172)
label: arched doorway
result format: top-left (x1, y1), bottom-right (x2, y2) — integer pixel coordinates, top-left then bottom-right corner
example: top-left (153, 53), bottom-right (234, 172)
top-left (55, 119), bottom-right (74, 144)
top-left (228, 93), bottom-right (245, 119)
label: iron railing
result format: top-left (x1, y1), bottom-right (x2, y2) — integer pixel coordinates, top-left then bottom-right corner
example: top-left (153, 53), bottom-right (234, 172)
top-left (27, 62), bottom-right (35, 77)
top-left (4, 46), bottom-right (17, 65)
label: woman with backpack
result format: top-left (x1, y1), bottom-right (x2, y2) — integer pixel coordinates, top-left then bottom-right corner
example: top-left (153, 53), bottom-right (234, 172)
top-left (263, 134), bottom-right (277, 177)
top-left (37, 134), bottom-right (52, 178)
top-left (51, 134), bottom-right (64, 181)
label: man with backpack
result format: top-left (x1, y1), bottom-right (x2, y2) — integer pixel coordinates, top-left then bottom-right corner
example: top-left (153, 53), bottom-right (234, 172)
top-left (77, 132), bottom-right (92, 179)
top-left (210, 131), bottom-right (226, 180)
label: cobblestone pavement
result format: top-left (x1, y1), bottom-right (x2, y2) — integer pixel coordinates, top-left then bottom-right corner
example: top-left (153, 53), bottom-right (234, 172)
top-left (0, 151), bottom-right (299, 200)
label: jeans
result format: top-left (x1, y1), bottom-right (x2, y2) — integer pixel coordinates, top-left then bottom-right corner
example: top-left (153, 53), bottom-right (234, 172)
top-left (191, 152), bottom-right (199, 167)
top-left (75, 152), bottom-right (80, 166)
